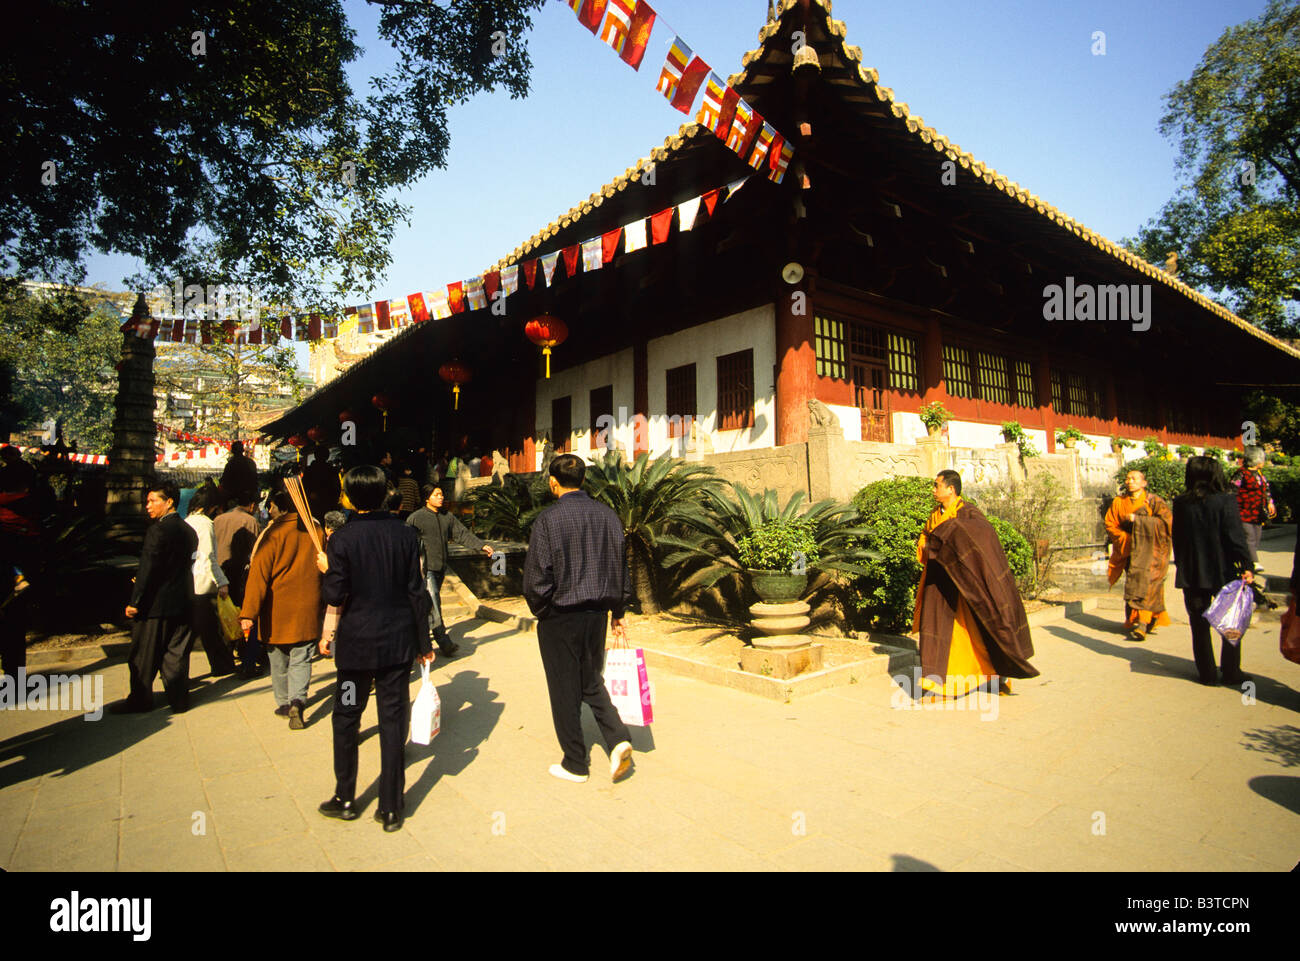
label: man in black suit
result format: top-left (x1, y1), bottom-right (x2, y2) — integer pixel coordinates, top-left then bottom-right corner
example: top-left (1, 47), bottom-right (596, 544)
top-left (111, 480), bottom-right (199, 714)
top-left (318, 465), bottom-right (432, 832)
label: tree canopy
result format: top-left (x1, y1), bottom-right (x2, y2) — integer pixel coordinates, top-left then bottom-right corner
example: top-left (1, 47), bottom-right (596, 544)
top-left (0, 284), bottom-right (122, 451)
top-left (0, 0), bottom-right (546, 309)
top-left (1127, 0), bottom-right (1299, 336)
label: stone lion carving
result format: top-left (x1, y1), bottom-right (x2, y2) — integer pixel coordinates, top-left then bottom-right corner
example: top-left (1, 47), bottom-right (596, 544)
top-left (808, 399), bottom-right (837, 428)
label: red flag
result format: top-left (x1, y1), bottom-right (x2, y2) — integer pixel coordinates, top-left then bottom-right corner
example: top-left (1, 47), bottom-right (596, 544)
top-left (620, 0), bottom-right (657, 69)
top-left (309, 313), bottom-right (322, 340)
top-left (651, 208), bottom-right (673, 244)
top-left (578, 0), bottom-right (607, 33)
top-left (672, 56), bottom-right (710, 113)
top-left (523, 259), bottom-right (538, 290)
top-left (409, 292), bottom-right (430, 323)
top-left (376, 301), bottom-right (391, 330)
top-left (602, 228), bottom-right (622, 263)
top-left (280, 316), bottom-right (292, 341)
top-left (447, 282), bottom-right (466, 314)
top-left (702, 189), bottom-right (720, 217)
top-left (484, 271), bottom-right (501, 302)
top-left (563, 244), bottom-right (581, 278)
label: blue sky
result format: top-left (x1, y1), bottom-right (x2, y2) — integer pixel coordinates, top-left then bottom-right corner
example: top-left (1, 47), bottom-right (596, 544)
top-left (85, 0), bottom-right (1271, 367)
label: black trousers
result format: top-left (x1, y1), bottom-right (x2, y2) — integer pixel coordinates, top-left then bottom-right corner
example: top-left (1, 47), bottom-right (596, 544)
top-left (128, 615), bottom-right (194, 709)
top-left (332, 661), bottom-right (411, 814)
top-left (1184, 588), bottom-right (1243, 683)
top-left (537, 609), bottom-right (631, 777)
top-left (191, 595), bottom-right (238, 675)
top-left (0, 599), bottom-right (27, 675)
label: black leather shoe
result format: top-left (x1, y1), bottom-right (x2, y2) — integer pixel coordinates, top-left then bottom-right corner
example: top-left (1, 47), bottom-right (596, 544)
top-left (438, 642), bottom-right (461, 658)
top-left (288, 700), bottom-right (305, 729)
top-left (274, 704), bottom-right (291, 717)
top-left (318, 796), bottom-right (360, 821)
top-left (374, 809), bottom-right (403, 832)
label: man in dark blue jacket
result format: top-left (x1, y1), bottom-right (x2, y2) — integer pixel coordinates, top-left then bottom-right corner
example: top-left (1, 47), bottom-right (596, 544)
top-left (523, 454), bottom-right (635, 784)
top-left (318, 465), bottom-right (432, 832)
top-left (111, 480), bottom-right (198, 714)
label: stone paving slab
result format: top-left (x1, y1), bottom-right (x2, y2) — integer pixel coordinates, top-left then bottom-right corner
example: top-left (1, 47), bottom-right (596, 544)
top-left (3, 559), bottom-right (1300, 871)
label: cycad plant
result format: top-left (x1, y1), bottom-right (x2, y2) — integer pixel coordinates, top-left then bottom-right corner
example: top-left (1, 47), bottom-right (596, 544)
top-left (661, 484), bottom-right (878, 603)
top-left (583, 451), bottom-right (727, 613)
top-left (463, 472), bottom-right (554, 543)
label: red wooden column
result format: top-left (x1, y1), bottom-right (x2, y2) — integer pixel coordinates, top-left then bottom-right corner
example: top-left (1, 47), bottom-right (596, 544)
top-left (920, 316), bottom-right (944, 403)
top-left (1037, 346), bottom-right (1055, 453)
top-left (775, 282), bottom-right (816, 447)
top-left (633, 339), bottom-right (649, 457)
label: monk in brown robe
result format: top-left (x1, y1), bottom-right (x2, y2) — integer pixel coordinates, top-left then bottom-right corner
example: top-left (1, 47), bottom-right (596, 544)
top-left (912, 470), bottom-right (1039, 697)
top-left (1104, 469), bottom-right (1172, 640)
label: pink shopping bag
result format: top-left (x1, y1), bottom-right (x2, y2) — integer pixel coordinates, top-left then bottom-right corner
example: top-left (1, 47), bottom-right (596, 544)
top-left (605, 646), bottom-right (653, 726)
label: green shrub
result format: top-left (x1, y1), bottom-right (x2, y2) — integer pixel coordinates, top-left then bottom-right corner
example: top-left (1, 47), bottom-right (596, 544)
top-left (987, 515), bottom-right (1033, 589)
top-left (1115, 456), bottom-right (1185, 503)
top-left (737, 520), bottom-right (820, 572)
top-left (972, 474), bottom-right (1070, 593)
top-left (849, 477), bottom-right (934, 632)
top-left (1176, 444), bottom-right (1195, 457)
top-left (1262, 466), bottom-right (1300, 523)
top-left (1203, 446), bottom-right (1224, 461)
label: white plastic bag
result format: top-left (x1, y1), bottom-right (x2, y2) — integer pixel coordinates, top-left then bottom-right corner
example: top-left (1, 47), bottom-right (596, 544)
top-left (410, 661), bottom-right (440, 745)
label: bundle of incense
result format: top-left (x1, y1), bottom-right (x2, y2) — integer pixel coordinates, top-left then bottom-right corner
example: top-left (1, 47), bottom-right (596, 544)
top-left (284, 475), bottom-right (323, 555)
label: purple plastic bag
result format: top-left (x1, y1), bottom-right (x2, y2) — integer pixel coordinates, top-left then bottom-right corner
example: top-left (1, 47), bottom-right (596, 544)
top-left (1203, 578), bottom-right (1254, 644)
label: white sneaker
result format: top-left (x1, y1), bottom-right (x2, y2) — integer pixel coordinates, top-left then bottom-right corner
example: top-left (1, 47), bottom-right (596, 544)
top-left (549, 763), bottom-right (588, 783)
top-left (610, 741), bottom-right (634, 782)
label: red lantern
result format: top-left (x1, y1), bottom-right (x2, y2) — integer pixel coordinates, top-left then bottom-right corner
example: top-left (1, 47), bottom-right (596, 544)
top-left (525, 315), bottom-right (568, 379)
top-left (371, 393), bottom-right (392, 430)
top-left (286, 434), bottom-right (307, 462)
top-left (338, 409), bottom-right (354, 425)
top-left (307, 426), bottom-right (326, 443)
top-left (438, 360), bottom-right (472, 411)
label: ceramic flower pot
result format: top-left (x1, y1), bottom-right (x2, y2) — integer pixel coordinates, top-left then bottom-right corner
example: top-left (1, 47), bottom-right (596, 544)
top-left (748, 569), bottom-right (809, 604)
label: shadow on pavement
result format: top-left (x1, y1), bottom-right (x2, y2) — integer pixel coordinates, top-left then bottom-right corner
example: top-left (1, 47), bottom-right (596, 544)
top-left (1247, 775), bottom-right (1300, 816)
top-left (1042, 618), bottom-right (1300, 709)
top-left (368, 669), bottom-right (504, 817)
top-left (1241, 724), bottom-right (1300, 767)
top-left (891, 854), bottom-right (941, 872)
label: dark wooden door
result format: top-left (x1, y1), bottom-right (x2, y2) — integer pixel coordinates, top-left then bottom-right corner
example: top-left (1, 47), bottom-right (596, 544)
top-left (850, 324), bottom-right (892, 443)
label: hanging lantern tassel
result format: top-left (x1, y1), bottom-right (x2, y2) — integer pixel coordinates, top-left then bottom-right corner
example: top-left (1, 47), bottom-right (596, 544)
top-left (439, 361), bottom-right (472, 412)
top-left (526, 315), bottom-right (568, 380)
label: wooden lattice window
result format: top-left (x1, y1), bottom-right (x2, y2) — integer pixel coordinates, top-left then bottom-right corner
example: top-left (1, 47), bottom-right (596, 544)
top-left (888, 332), bottom-right (921, 393)
top-left (551, 395), bottom-right (571, 453)
top-left (1051, 369), bottom-right (1065, 415)
top-left (716, 349), bottom-right (755, 430)
top-left (943, 344), bottom-right (975, 399)
top-left (666, 364), bottom-right (696, 438)
top-left (1013, 359), bottom-right (1036, 408)
top-left (977, 351), bottom-right (1012, 406)
top-left (589, 384), bottom-right (613, 451)
top-left (814, 316), bottom-right (846, 379)
top-left (850, 323), bottom-right (887, 362)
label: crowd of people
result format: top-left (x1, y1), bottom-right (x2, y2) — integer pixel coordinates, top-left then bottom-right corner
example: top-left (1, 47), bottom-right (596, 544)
top-left (111, 446), bottom-right (637, 831)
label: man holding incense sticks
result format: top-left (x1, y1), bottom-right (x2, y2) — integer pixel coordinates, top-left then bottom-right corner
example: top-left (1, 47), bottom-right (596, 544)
top-left (240, 485), bottom-right (325, 729)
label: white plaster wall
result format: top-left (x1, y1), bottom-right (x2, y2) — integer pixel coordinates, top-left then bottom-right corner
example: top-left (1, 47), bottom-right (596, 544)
top-left (893, 411), bottom-right (929, 447)
top-left (1078, 432), bottom-right (1113, 458)
top-left (533, 348), bottom-right (635, 467)
top-left (947, 420), bottom-right (1005, 450)
top-left (645, 304), bottom-right (777, 455)
top-left (827, 403), bottom-right (861, 442)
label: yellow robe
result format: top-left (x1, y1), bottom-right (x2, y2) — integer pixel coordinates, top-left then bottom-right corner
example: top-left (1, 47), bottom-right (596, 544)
top-left (915, 497), bottom-right (998, 697)
top-left (1103, 491), bottom-right (1172, 632)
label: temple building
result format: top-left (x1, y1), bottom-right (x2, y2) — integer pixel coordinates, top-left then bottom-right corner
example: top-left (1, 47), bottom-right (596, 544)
top-left (264, 0), bottom-right (1300, 495)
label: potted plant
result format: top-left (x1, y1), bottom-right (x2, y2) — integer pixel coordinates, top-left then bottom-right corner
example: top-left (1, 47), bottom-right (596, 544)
top-left (1000, 421), bottom-right (1040, 458)
top-left (1203, 446), bottom-right (1224, 462)
top-left (738, 519), bottom-right (820, 604)
top-left (1055, 425), bottom-right (1090, 450)
top-left (1176, 443), bottom-right (1196, 458)
top-left (919, 401), bottom-right (953, 437)
top-left (1142, 435), bottom-right (1169, 459)
top-left (1111, 435), bottom-right (1135, 455)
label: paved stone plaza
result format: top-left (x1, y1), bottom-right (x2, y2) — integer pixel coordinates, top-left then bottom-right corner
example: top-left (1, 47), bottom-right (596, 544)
top-left (1, 535), bottom-right (1297, 872)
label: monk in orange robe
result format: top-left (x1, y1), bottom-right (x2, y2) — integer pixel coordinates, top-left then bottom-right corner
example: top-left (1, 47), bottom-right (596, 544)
top-left (1104, 469), bottom-right (1172, 640)
top-left (912, 470), bottom-right (1039, 697)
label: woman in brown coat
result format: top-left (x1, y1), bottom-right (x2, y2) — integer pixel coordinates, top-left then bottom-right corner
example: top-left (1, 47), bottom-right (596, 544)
top-left (239, 488), bottom-right (324, 729)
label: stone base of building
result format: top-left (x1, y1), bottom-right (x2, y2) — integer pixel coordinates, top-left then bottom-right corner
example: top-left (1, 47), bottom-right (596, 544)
top-left (739, 635), bottom-right (824, 679)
